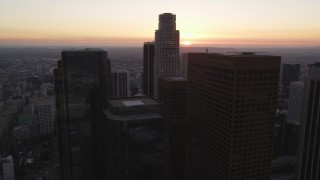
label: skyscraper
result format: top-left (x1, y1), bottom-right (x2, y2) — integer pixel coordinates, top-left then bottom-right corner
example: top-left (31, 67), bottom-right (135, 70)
top-left (54, 49), bottom-right (111, 180)
top-left (287, 81), bottom-right (304, 123)
top-left (38, 98), bottom-right (55, 136)
top-left (282, 81), bottom-right (304, 157)
top-left (282, 64), bottom-right (300, 86)
top-left (103, 97), bottom-right (164, 180)
top-left (296, 63), bottom-right (320, 180)
top-left (186, 52), bottom-right (280, 179)
top-left (159, 77), bottom-right (187, 180)
top-left (110, 71), bottom-right (130, 98)
top-left (1, 155), bottom-right (15, 180)
top-left (154, 13), bottom-right (180, 97)
top-left (281, 64), bottom-right (300, 98)
top-left (143, 42), bottom-right (155, 97)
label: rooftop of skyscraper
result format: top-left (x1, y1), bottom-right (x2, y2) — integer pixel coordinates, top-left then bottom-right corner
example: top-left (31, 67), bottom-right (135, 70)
top-left (189, 52), bottom-right (281, 59)
top-left (104, 97), bottom-right (163, 120)
top-left (107, 97), bottom-right (161, 108)
top-left (103, 109), bottom-right (162, 121)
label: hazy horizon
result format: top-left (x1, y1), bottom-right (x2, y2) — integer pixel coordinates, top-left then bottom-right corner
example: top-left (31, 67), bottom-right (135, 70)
top-left (1, 0), bottom-right (320, 47)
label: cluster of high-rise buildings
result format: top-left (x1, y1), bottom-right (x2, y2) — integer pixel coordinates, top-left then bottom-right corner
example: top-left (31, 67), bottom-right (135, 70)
top-left (53, 13), bottom-right (320, 180)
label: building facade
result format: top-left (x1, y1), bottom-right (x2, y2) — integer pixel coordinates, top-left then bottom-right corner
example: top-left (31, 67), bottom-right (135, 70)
top-left (143, 42), bottom-right (155, 97)
top-left (154, 13), bottom-right (180, 97)
top-left (104, 97), bottom-right (164, 180)
top-left (54, 49), bottom-right (111, 180)
top-left (287, 81), bottom-right (304, 123)
top-left (281, 64), bottom-right (300, 98)
top-left (180, 53), bottom-right (188, 77)
top-left (282, 64), bottom-right (300, 86)
top-left (110, 71), bottom-right (130, 98)
top-left (2, 155), bottom-right (15, 180)
top-left (296, 63), bottom-right (320, 180)
top-left (186, 52), bottom-right (280, 179)
top-left (159, 77), bottom-right (187, 180)
top-left (142, 42), bottom-right (155, 97)
top-left (38, 98), bottom-right (55, 136)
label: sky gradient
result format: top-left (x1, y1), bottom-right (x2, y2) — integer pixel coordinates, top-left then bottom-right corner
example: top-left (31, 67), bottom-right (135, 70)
top-left (1, 0), bottom-right (320, 47)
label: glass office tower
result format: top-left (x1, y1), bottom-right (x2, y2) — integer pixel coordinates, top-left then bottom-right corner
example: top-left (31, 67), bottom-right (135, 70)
top-left (54, 49), bottom-right (111, 180)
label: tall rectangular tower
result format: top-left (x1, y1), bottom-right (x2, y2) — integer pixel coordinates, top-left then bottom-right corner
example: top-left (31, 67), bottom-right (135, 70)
top-left (154, 13), bottom-right (180, 97)
top-left (110, 71), bottom-right (130, 98)
top-left (186, 52), bottom-right (280, 179)
top-left (38, 98), bottom-right (55, 136)
top-left (287, 81), bottom-right (304, 123)
top-left (159, 77), bottom-right (187, 180)
top-left (143, 42), bottom-right (155, 96)
top-left (54, 49), bottom-right (111, 180)
top-left (180, 53), bottom-right (188, 77)
top-left (282, 64), bottom-right (300, 86)
top-left (296, 63), bottom-right (320, 180)
top-left (281, 64), bottom-right (300, 98)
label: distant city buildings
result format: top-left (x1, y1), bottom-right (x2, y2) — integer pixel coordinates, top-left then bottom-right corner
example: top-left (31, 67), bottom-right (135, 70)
top-left (287, 81), bottom-right (304, 123)
top-left (54, 49), bottom-right (111, 180)
top-left (153, 13), bottom-right (180, 97)
top-left (296, 63), bottom-right (320, 180)
top-left (38, 98), bottom-right (55, 136)
top-left (110, 71), bottom-right (130, 98)
top-left (159, 77), bottom-right (187, 180)
top-left (2, 155), bottom-right (15, 180)
top-left (186, 52), bottom-right (280, 179)
top-left (13, 113), bottom-right (37, 139)
top-left (0, 96), bottom-right (26, 154)
top-left (143, 42), bottom-right (155, 96)
top-left (104, 97), bottom-right (164, 180)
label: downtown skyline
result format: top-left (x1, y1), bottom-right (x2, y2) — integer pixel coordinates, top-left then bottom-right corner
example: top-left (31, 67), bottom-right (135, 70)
top-left (1, 0), bottom-right (320, 47)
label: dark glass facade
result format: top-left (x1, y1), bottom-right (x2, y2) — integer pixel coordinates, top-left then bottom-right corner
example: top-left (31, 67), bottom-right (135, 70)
top-left (282, 64), bottom-right (300, 86)
top-left (110, 71), bottom-right (129, 98)
top-left (281, 64), bottom-right (300, 98)
top-left (159, 77), bottom-right (187, 180)
top-left (54, 49), bottom-right (111, 180)
top-left (143, 42), bottom-right (155, 97)
top-left (296, 63), bottom-right (320, 180)
top-left (104, 97), bottom-right (163, 180)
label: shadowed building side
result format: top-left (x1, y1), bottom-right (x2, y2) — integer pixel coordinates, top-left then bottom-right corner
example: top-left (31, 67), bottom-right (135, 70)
top-left (159, 77), bottom-right (187, 180)
top-left (186, 52), bottom-right (280, 180)
top-left (104, 97), bottom-right (164, 180)
top-left (143, 42), bottom-right (155, 97)
top-left (296, 63), bottom-right (320, 180)
top-left (110, 71), bottom-right (130, 98)
top-left (54, 49), bottom-right (111, 180)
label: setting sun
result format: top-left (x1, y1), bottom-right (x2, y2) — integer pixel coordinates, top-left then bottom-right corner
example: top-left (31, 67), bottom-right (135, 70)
top-left (182, 41), bottom-right (192, 46)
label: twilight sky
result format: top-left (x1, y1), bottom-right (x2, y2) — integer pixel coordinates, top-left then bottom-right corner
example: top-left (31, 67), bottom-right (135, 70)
top-left (1, 0), bottom-right (320, 47)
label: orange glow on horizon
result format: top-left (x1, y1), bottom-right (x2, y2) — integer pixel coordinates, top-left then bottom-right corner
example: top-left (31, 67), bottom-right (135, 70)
top-left (1, 36), bottom-right (319, 47)
top-left (182, 41), bottom-right (193, 46)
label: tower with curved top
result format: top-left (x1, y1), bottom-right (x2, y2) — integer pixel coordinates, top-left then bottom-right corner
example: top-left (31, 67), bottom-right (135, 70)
top-left (153, 13), bottom-right (180, 97)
